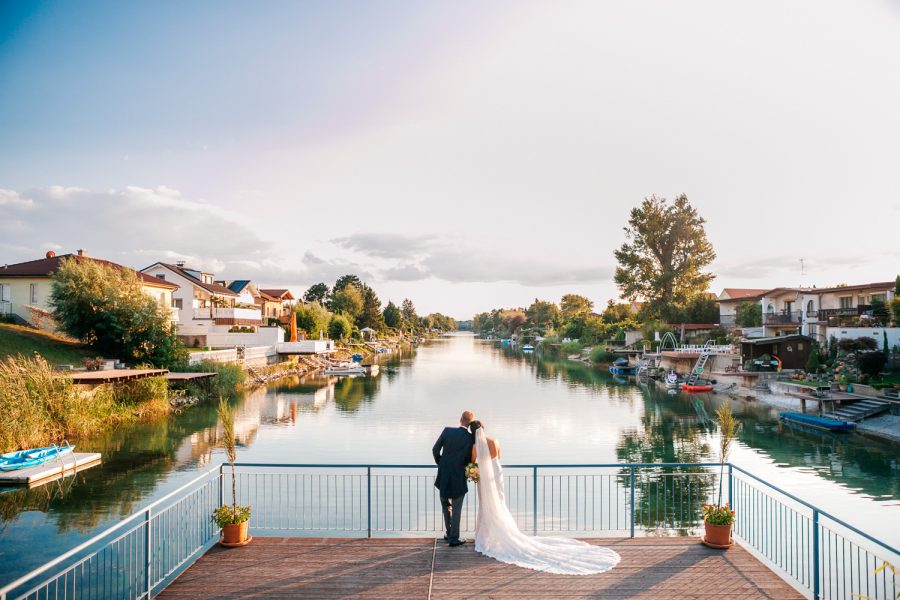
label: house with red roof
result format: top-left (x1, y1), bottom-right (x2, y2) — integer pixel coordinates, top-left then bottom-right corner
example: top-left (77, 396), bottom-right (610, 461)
top-left (0, 249), bottom-right (178, 330)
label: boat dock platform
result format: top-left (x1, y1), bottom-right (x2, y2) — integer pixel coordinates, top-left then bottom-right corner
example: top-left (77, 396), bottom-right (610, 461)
top-left (0, 452), bottom-right (101, 484)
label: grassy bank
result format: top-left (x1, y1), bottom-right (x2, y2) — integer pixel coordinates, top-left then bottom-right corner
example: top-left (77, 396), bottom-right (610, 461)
top-left (0, 355), bottom-right (170, 452)
top-left (0, 323), bottom-right (93, 365)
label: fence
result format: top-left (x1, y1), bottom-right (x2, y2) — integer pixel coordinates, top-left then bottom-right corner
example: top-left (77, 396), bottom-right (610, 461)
top-left (2, 463), bottom-right (897, 599)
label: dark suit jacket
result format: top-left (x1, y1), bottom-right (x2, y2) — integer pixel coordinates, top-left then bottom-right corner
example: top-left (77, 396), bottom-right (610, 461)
top-left (432, 426), bottom-right (474, 499)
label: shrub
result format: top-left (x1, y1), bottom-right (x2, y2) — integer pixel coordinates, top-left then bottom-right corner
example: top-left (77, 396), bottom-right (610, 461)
top-left (589, 346), bottom-right (615, 363)
top-left (837, 337), bottom-right (878, 352)
top-left (892, 297), bottom-right (900, 326)
top-left (328, 314), bottom-right (353, 341)
top-left (857, 351), bottom-right (886, 377)
top-left (560, 341), bottom-right (582, 355)
top-left (177, 360), bottom-right (246, 399)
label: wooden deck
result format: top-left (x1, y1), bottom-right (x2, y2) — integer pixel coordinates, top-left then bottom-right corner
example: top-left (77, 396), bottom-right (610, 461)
top-left (159, 537), bottom-right (803, 599)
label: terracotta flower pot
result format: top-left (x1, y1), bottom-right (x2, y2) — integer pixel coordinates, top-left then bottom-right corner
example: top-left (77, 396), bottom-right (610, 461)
top-left (704, 522), bottom-right (732, 547)
top-left (221, 521), bottom-right (249, 545)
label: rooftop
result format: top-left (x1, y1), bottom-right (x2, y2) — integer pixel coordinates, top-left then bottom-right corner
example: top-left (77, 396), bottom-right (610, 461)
top-left (158, 537), bottom-right (802, 600)
top-left (1, 253), bottom-right (177, 289)
top-left (151, 263), bottom-right (238, 296)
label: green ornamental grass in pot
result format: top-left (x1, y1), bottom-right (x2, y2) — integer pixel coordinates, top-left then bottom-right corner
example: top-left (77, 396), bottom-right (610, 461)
top-left (212, 399), bottom-right (252, 546)
top-left (703, 400), bottom-right (740, 548)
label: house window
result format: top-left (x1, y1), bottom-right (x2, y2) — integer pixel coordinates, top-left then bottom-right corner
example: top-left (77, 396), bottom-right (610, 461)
top-left (872, 293), bottom-right (886, 303)
top-left (806, 300), bottom-right (815, 316)
top-left (173, 298), bottom-right (183, 309)
top-left (858, 295), bottom-right (866, 306)
top-left (30, 283), bottom-right (38, 304)
top-left (839, 296), bottom-right (852, 309)
top-left (156, 274), bottom-right (165, 280)
top-left (0, 284), bottom-right (10, 306)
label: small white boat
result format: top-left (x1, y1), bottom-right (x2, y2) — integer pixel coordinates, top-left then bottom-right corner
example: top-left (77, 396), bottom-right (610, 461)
top-left (324, 362), bottom-right (366, 375)
top-left (522, 345), bottom-right (534, 352)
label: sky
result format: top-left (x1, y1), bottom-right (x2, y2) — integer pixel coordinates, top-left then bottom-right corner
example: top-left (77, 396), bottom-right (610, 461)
top-left (1, 0), bottom-right (899, 319)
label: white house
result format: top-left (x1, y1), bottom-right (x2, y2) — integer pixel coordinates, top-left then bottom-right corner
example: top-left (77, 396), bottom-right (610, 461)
top-left (140, 261), bottom-right (267, 347)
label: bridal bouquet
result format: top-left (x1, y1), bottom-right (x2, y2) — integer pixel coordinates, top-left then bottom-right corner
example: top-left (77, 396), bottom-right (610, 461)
top-left (465, 462), bottom-right (479, 483)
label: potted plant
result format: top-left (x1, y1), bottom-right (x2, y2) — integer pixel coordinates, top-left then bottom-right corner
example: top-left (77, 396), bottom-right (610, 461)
top-left (702, 400), bottom-right (740, 549)
top-left (212, 399), bottom-right (252, 546)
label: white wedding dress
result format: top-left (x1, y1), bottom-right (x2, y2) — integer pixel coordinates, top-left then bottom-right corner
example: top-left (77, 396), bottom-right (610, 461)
top-left (473, 429), bottom-right (620, 575)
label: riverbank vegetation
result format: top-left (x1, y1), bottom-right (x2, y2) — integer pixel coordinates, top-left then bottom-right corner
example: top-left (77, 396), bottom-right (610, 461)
top-left (0, 354), bottom-right (171, 452)
top-left (295, 274), bottom-right (456, 340)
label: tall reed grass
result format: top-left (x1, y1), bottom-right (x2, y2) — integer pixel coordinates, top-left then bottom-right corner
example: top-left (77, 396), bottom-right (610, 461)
top-left (0, 354), bottom-right (170, 452)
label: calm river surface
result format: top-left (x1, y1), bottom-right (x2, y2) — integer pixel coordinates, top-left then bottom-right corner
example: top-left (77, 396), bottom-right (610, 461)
top-left (1, 332), bottom-right (898, 584)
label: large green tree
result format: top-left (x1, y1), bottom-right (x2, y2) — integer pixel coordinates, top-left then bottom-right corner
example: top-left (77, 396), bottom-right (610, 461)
top-left (294, 301), bottom-right (332, 339)
top-left (333, 274), bottom-right (362, 293)
top-left (303, 282), bottom-right (329, 304)
top-left (357, 286), bottom-right (384, 330)
top-left (383, 301), bottom-right (402, 329)
top-left (614, 194), bottom-right (716, 320)
top-left (329, 286), bottom-right (364, 320)
top-left (525, 299), bottom-right (560, 333)
top-left (401, 299), bottom-right (419, 332)
top-left (49, 258), bottom-right (186, 367)
top-left (560, 294), bottom-right (593, 320)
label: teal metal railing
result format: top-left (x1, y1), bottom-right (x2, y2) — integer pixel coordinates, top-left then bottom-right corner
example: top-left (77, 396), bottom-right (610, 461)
top-left (1, 463), bottom-right (896, 599)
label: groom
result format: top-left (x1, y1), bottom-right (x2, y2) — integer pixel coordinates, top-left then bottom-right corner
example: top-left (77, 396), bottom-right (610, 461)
top-left (432, 410), bottom-right (475, 547)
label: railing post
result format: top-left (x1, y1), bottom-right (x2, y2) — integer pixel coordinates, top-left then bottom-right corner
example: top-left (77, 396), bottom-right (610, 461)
top-left (629, 466), bottom-right (636, 538)
top-left (728, 463), bottom-right (733, 508)
top-left (218, 464), bottom-right (225, 507)
top-left (812, 509), bottom-right (820, 599)
top-left (145, 508), bottom-right (152, 598)
top-left (366, 467), bottom-right (372, 538)
top-left (532, 466), bottom-right (538, 536)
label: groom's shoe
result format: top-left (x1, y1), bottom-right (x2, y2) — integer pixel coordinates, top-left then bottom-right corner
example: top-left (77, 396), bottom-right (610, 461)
top-left (443, 535), bottom-right (449, 542)
top-left (449, 539), bottom-right (467, 547)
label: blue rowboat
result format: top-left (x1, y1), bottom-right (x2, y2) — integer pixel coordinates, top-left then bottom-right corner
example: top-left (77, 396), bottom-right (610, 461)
top-left (0, 444), bottom-right (75, 471)
top-left (609, 365), bottom-right (636, 376)
top-left (778, 412), bottom-right (855, 432)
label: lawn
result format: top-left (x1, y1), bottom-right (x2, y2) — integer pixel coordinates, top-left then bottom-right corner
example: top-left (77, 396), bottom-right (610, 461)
top-left (0, 323), bottom-right (94, 365)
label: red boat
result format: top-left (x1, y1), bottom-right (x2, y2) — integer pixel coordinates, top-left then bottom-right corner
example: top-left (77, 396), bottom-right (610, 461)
top-left (681, 384), bottom-right (713, 392)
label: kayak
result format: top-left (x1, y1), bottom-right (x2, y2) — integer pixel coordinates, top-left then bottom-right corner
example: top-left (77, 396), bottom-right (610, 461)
top-left (681, 384), bottom-right (714, 393)
top-left (0, 444), bottom-right (75, 471)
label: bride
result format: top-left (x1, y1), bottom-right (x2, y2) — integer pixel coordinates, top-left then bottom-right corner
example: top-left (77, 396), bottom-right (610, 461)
top-left (469, 420), bottom-right (620, 575)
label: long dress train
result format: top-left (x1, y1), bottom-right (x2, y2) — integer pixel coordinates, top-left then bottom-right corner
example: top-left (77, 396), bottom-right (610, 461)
top-left (473, 429), bottom-right (620, 575)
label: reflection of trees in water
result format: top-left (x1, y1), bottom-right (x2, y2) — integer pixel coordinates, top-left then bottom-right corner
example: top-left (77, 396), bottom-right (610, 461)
top-left (333, 375), bottom-right (382, 412)
top-left (616, 386), bottom-right (715, 532)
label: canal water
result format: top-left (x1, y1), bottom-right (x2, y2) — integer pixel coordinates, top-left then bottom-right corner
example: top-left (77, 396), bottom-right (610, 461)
top-left (1, 332), bottom-right (898, 585)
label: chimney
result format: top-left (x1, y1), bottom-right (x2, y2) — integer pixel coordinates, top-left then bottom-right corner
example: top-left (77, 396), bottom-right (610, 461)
top-left (175, 260), bottom-right (186, 268)
top-left (46, 250), bottom-right (56, 258)
top-left (76, 248), bottom-right (88, 257)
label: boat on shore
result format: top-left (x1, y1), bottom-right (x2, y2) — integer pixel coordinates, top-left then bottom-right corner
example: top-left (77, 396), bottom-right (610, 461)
top-left (324, 362), bottom-right (366, 376)
top-left (0, 444), bottom-right (75, 471)
top-left (681, 383), bottom-right (714, 393)
top-left (609, 357), bottom-right (636, 376)
top-left (779, 412), bottom-right (855, 432)
top-left (522, 345), bottom-right (534, 352)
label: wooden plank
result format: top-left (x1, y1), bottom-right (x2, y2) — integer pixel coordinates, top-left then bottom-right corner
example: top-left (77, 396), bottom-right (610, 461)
top-left (165, 371), bottom-right (218, 381)
top-left (0, 452), bottom-right (102, 484)
top-left (159, 537), bottom-right (804, 599)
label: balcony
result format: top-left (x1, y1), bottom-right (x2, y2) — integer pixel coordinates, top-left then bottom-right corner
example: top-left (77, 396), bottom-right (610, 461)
top-left (816, 305), bottom-right (871, 322)
top-left (763, 310), bottom-right (801, 326)
top-left (193, 306), bottom-right (262, 325)
top-left (719, 313), bottom-right (737, 327)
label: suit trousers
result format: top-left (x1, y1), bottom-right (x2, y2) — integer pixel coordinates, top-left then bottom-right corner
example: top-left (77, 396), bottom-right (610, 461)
top-left (440, 494), bottom-right (465, 541)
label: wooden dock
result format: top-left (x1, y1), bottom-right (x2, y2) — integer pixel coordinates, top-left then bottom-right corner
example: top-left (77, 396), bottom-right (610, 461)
top-left (0, 452), bottom-right (101, 484)
top-left (159, 537), bottom-right (803, 599)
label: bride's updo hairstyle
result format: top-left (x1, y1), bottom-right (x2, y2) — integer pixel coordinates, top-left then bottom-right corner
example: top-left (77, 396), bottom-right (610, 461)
top-left (470, 420), bottom-right (483, 433)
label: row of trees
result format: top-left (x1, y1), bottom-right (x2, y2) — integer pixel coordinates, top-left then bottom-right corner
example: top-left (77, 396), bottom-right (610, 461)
top-left (48, 259), bottom-right (455, 369)
top-left (473, 295), bottom-right (642, 345)
top-left (294, 275), bottom-right (456, 341)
